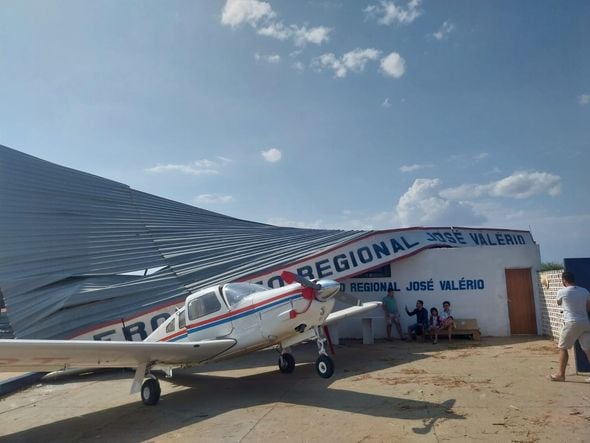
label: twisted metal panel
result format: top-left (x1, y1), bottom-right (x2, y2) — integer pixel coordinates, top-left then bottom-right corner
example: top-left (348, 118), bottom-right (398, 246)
top-left (0, 145), bottom-right (365, 338)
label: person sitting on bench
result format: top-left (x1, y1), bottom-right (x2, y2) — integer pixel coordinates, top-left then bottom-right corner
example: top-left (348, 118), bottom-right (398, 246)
top-left (428, 307), bottom-right (442, 344)
top-left (405, 300), bottom-right (428, 340)
top-left (439, 300), bottom-right (455, 343)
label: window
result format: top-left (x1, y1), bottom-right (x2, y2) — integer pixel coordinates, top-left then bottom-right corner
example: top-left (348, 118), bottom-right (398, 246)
top-left (178, 308), bottom-right (186, 329)
top-left (351, 264), bottom-right (391, 279)
top-left (165, 318), bottom-right (175, 333)
top-left (223, 283), bottom-right (267, 306)
top-left (188, 292), bottom-right (222, 320)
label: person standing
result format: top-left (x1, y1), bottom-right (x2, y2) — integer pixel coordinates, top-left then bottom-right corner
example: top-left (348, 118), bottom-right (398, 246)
top-left (550, 271), bottom-right (590, 382)
top-left (382, 289), bottom-right (404, 340)
top-left (405, 300), bottom-right (428, 340)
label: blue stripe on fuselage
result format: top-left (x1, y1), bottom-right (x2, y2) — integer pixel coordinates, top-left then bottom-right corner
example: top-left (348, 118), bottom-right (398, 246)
top-left (185, 293), bottom-right (302, 336)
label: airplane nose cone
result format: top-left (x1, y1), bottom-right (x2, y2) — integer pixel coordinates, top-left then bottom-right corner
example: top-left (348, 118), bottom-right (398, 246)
top-left (315, 279), bottom-right (341, 301)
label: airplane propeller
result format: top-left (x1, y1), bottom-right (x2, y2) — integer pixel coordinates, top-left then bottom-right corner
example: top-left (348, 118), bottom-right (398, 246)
top-left (280, 271), bottom-right (364, 306)
top-left (280, 271), bottom-right (321, 290)
top-left (280, 271), bottom-right (367, 357)
top-left (280, 271), bottom-right (340, 302)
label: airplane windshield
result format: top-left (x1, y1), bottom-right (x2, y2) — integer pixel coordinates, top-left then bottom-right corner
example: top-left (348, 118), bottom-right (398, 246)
top-left (223, 283), bottom-right (267, 306)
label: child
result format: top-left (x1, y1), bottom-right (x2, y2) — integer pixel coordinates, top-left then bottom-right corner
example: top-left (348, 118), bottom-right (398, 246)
top-left (428, 307), bottom-right (442, 344)
top-left (440, 300), bottom-right (455, 343)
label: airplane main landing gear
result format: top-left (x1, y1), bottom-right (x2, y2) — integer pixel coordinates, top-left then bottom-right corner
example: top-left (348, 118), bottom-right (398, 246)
top-left (278, 353), bottom-right (296, 373)
top-left (141, 377), bottom-right (161, 406)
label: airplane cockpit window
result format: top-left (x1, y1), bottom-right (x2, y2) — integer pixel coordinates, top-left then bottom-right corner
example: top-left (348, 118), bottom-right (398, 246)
top-left (178, 308), bottom-right (186, 329)
top-left (165, 318), bottom-right (175, 333)
top-left (188, 292), bottom-right (222, 320)
top-left (223, 283), bottom-right (267, 306)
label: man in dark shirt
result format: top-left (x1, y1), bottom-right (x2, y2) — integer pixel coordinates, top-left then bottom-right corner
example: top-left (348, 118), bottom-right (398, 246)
top-left (405, 300), bottom-right (428, 340)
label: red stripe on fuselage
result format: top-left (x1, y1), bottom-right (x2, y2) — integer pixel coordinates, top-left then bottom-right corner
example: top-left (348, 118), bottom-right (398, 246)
top-left (158, 287), bottom-right (302, 342)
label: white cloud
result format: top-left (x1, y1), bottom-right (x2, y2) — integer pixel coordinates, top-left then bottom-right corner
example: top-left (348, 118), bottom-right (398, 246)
top-left (261, 148), bottom-right (282, 163)
top-left (312, 53), bottom-right (344, 77)
top-left (440, 171), bottom-right (562, 200)
top-left (258, 22), bottom-right (331, 46)
top-left (222, 1), bottom-right (331, 47)
top-left (380, 52), bottom-right (406, 78)
top-left (473, 152), bottom-right (489, 162)
top-left (578, 94), bottom-right (590, 105)
top-left (257, 21), bottom-right (291, 40)
top-left (393, 172), bottom-right (561, 226)
top-left (216, 156), bottom-right (233, 165)
top-left (382, 97), bottom-right (392, 108)
top-left (399, 163), bottom-right (434, 173)
top-left (489, 171), bottom-right (561, 198)
top-left (195, 194), bottom-right (235, 204)
top-left (292, 61), bottom-right (305, 72)
top-left (294, 25), bottom-right (332, 46)
top-left (394, 178), bottom-right (485, 226)
top-left (365, 0), bottom-right (423, 26)
top-left (255, 52), bottom-right (281, 63)
top-left (396, 178), bottom-right (448, 224)
top-left (145, 158), bottom-right (229, 176)
top-left (221, 0), bottom-right (275, 28)
top-left (343, 48), bottom-right (382, 71)
top-left (432, 21), bottom-right (455, 40)
top-left (312, 48), bottom-right (382, 78)
top-left (267, 210), bottom-right (395, 230)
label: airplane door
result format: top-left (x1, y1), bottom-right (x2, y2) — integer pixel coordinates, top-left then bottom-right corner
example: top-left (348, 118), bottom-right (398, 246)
top-left (185, 288), bottom-right (233, 340)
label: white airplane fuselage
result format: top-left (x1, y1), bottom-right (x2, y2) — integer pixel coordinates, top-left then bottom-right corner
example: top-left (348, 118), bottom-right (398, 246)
top-left (146, 281), bottom-right (337, 363)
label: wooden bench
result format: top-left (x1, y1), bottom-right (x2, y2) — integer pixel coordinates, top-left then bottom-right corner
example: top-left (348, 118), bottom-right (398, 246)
top-left (330, 317), bottom-right (481, 344)
top-left (450, 318), bottom-right (481, 341)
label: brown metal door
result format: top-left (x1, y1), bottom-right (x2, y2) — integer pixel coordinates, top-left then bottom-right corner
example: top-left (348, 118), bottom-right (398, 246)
top-left (505, 268), bottom-right (537, 335)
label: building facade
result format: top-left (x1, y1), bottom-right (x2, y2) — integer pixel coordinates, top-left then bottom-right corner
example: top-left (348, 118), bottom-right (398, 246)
top-left (0, 145), bottom-right (542, 341)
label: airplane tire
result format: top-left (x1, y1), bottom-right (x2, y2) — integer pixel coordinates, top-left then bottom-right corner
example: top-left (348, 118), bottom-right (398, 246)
top-left (141, 378), bottom-right (161, 406)
top-left (315, 355), bottom-right (334, 379)
top-left (278, 353), bottom-right (296, 373)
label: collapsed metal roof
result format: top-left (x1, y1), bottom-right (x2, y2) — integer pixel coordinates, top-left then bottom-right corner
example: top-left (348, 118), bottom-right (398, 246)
top-left (0, 145), bottom-right (367, 338)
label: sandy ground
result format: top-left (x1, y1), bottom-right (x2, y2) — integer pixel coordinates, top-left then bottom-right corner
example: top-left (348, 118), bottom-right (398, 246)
top-left (0, 337), bottom-right (589, 443)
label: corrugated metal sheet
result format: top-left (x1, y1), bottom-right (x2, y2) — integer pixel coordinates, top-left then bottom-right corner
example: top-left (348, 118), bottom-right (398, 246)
top-left (0, 145), bottom-right (366, 338)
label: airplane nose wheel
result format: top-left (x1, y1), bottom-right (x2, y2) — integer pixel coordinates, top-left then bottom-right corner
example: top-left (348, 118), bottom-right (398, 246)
top-left (314, 327), bottom-right (335, 378)
top-left (278, 353), bottom-right (296, 373)
top-left (141, 377), bottom-right (161, 406)
top-left (315, 355), bottom-right (334, 378)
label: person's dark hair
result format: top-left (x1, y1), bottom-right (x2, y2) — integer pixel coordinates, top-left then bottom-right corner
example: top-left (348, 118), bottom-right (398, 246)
top-left (443, 300), bottom-right (450, 306)
top-left (430, 307), bottom-right (439, 315)
top-left (417, 299), bottom-right (424, 306)
top-left (562, 271), bottom-right (575, 284)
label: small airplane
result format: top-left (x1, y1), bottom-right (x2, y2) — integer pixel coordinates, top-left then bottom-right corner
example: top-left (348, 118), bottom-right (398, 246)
top-left (0, 271), bottom-right (380, 405)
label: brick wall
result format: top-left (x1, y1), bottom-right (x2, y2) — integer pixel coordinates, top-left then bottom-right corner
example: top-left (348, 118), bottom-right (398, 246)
top-left (537, 270), bottom-right (563, 339)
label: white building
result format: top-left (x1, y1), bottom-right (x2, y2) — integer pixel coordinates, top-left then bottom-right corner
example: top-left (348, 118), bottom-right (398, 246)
top-left (338, 244), bottom-right (541, 338)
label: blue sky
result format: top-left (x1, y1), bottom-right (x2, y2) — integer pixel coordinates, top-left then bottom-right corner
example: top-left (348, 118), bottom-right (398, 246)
top-left (0, 0), bottom-right (588, 262)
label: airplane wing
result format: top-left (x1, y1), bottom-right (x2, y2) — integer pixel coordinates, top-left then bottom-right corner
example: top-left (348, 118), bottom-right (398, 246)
top-left (323, 301), bottom-right (381, 326)
top-left (0, 338), bottom-right (236, 372)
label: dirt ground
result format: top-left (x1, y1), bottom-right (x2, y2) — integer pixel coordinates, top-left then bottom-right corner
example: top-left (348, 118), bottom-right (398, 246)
top-left (0, 337), bottom-right (589, 442)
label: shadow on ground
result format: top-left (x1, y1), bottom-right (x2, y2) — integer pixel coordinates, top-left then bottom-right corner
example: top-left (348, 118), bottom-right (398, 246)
top-left (1, 340), bottom-right (476, 442)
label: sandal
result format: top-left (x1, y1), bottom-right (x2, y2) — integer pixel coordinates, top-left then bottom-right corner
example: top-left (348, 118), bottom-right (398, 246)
top-left (549, 374), bottom-right (565, 382)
